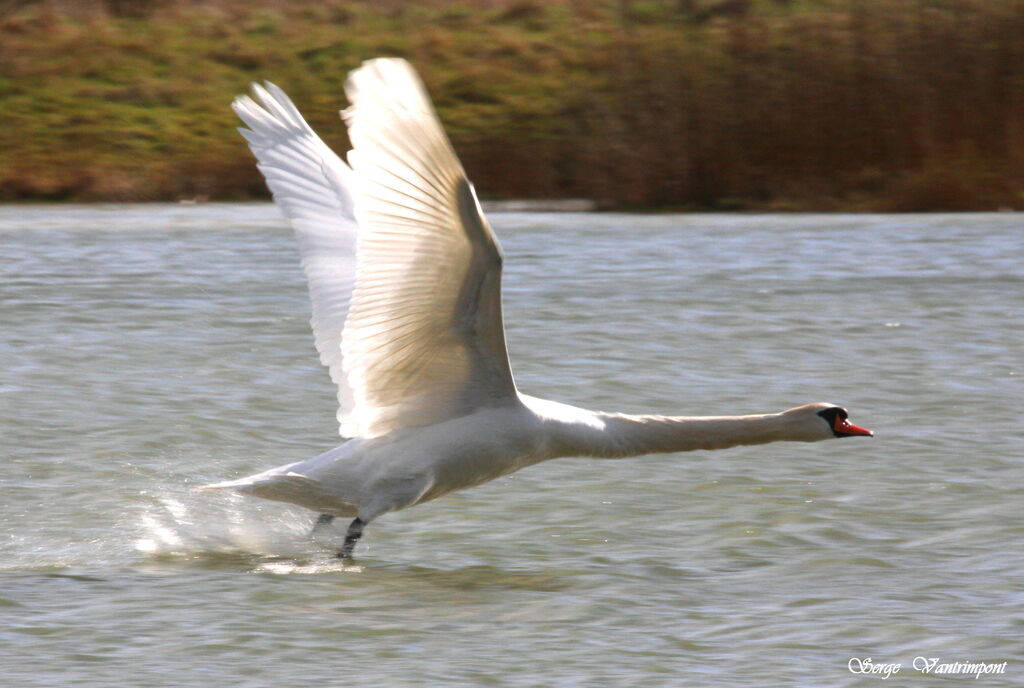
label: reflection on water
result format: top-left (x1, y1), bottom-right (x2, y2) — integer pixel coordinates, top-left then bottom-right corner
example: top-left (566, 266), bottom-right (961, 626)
top-left (1, 204), bottom-right (1022, 687)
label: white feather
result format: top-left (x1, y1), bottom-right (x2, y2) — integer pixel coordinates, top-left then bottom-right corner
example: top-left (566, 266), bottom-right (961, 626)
top-left (341, 58), bottom-right (516, 438)
top-left (234, 60), bottom-right (516, 440)
top-left (232, 82), bottom-right (361, 436)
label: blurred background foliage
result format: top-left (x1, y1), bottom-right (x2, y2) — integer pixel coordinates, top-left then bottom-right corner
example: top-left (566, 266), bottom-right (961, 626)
top-left (1, 0), bottom-right (1022, 210)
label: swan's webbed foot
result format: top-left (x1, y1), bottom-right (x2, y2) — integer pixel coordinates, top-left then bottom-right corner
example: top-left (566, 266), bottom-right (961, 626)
top-left (310, 513), bottom-right (335, 537)
top-left (337, 517), bottom-right (366, 560)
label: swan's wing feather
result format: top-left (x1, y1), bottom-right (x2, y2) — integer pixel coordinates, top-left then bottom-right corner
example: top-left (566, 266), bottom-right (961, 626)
top-left (232, 84), bottom-right (360, 436)
top-left (341, 58), bottom-right (516, 437)
top-left (233, 60), bottom-right (516, 440)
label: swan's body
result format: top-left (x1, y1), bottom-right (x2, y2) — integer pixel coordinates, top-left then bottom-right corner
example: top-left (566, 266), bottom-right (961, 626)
top-left (203, 59), bottom-right (871, 556)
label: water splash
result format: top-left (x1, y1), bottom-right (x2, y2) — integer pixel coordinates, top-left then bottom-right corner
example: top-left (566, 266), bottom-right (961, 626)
top-left (256, 560), bottom-right (362, 575)
top-left (133, 489), bottom-right (338, 562)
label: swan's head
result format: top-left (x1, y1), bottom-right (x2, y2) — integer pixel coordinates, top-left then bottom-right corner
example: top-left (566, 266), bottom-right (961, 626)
top-left (783, 403), bottom-right (873, 441)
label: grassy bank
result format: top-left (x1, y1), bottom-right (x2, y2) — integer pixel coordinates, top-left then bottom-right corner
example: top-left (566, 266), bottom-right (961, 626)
top-left (2, 0), bottom-right (1023, 210)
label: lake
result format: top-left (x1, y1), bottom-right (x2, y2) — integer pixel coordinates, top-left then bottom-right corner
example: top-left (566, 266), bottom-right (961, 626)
top-left (1, 204), bottom-right (1021, 686)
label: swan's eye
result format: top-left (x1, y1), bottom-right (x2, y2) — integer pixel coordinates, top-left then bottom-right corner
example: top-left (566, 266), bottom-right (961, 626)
top-left (817, 407), bottom-right (844, 427)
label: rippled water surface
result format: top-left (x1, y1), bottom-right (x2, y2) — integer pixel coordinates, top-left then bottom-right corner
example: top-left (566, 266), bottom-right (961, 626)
top-left (1, 204), bottom-right (1021, 686)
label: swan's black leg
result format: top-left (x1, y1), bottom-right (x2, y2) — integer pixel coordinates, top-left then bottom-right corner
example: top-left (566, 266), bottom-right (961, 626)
top-left (311, 513), bottom-right (335, 536)
top-left (337, 518), bottom-right (366, 559)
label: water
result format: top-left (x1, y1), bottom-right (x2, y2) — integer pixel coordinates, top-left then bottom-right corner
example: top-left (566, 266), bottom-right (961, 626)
top-left (1, 204), bottom-right (1021, 686)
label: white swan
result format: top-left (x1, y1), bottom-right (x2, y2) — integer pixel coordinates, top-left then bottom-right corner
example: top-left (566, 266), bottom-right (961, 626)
top-left (202, 58), bottom-right (872, 558)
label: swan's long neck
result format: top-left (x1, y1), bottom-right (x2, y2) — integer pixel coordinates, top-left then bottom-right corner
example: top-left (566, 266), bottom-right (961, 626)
top-left (530, 398), bottom-right (797, 459)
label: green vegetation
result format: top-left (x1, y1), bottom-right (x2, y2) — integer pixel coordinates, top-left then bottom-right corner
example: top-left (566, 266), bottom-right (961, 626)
top-left (2, 0), bottom-right (1023, 210)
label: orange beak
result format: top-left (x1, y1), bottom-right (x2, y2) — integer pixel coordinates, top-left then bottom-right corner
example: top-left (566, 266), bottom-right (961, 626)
top-left (835, 416), bottom-right (873, 437)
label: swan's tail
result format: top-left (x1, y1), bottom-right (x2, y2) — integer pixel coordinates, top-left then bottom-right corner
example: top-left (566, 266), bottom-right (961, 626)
top-left (198, 471), bottom-right (357, 518)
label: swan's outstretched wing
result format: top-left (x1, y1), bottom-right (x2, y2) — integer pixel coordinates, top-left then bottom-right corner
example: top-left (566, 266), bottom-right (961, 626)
top-left (341, 58), bottom-right (516, 437)
top-left (232, 82), bottom-right (360, 436)
top-left (234, 59), bottom-right (516, 439)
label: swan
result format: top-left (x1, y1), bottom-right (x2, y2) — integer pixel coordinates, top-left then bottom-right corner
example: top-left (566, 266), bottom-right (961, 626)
top-left (202, 58), bottom-right (872, 558)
